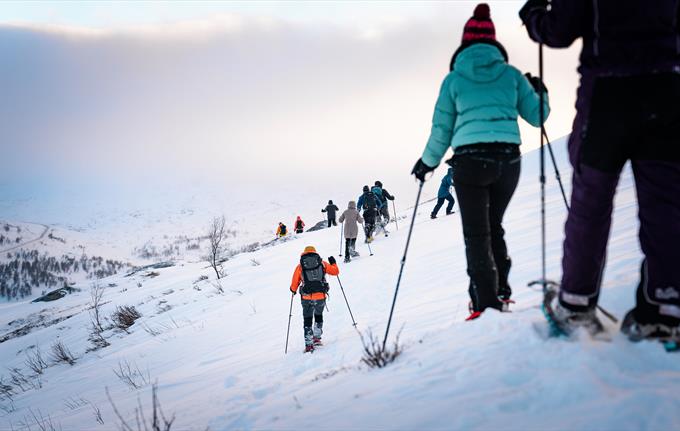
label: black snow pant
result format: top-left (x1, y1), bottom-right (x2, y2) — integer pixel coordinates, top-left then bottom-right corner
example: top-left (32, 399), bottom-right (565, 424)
top-left (327, 217), bottom-right (337, 227)
top-left (363, 209), bottom-right (376, 240)
top-left (302, 298), bottom-right (326, 346)
top-left (379, 205), bottom-right (390, 223)
top-left (431, 195), bottom-right (455, 217)
top-left (452, 143), bottom-right (521, 312)
top-left (345, 238), bottom-right (357, 257)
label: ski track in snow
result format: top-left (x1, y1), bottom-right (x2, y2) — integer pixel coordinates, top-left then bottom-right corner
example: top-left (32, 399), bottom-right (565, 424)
top-left (0, 139), bottom-right (679, 430)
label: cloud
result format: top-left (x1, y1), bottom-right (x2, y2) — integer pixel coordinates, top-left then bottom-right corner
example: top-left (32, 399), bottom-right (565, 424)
top-left (0, 6), bottom-right (580, 194)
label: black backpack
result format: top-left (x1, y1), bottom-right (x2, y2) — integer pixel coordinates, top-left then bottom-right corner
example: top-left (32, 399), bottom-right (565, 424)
top-left (363, 192), bottom-right (377, 210)
top-left (280, 224), bottom-right (287, 235)
top-left (300, 253), bottom-right (329, 295)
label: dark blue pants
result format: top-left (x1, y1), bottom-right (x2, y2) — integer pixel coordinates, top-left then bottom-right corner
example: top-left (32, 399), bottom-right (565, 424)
top-left (431, 195), bottom-right (455, 216)
top-left (561, 73), bottom-right (680, 324)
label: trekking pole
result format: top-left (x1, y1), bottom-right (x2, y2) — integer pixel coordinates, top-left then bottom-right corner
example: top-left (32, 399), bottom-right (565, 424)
top-left (335, 275), bottom-right (358, 329)
top-left (392, 200), bottom-right (399, 231)
top-left (284, 293), bottom-right (294, 354)
top-left (383, 180), bottom-right (424, 351)
top-left (339, 223), bottom-right (344, 256)
top-left (542, 128), bottom-right (570, 211)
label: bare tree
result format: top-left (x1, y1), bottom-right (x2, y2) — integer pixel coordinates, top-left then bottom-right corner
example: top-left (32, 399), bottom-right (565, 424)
top-left (206, 216), bottom-right (226, 279)
top-left (89, 283), bottom-right (106, 333)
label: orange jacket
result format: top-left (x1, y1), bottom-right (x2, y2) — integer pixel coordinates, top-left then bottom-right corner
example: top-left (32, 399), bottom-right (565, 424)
top-left (290, 253), bottom-right (339, 300)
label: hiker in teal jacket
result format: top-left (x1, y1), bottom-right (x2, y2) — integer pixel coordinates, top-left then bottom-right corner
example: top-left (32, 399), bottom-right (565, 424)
top-left (412, 3), bottom-right (550, 319)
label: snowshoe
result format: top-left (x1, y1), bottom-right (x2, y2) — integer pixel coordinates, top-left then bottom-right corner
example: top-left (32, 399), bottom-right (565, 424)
top-left (621, 310), bottom-right (680, 352)
top-left (304, 344), bottom-right (315, 353)
top-left (350, 250), bottom-right (360, 257)
top-left (542, 285), bottom-right (605, 338)
top-left (344, 256), bottom-right (351, 263)
top-left (313, 337), bottom-right (323, 346)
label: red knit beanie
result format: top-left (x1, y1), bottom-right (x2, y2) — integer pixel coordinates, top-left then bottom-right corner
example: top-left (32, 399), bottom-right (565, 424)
top-left (462, 3), bottom-right (496, 42)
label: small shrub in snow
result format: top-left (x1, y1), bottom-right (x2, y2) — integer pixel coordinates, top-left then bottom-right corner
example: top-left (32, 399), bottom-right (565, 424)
top-left (112, 305), bottom-right (142, 332)
top-left (92, 402), bottom-right (104, 425)
top-left (107, 383), bottom-right (175, 431)
top-left (113, 359), bottom-right (151, 390)
top-left (24, 346), bottom-right (48, 375)
top-left (360, 330), bottom-right (403, 369)
top-left (19, 407), bottom-right (61, 431)
top-left (89, 283), bottom-right (106, 334)
top-left (50, 340), bottom-right (76, 365)
top-left (7, 367), bottom-right (40, 391)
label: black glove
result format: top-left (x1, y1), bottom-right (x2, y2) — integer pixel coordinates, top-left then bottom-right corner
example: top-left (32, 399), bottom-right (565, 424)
top-left (411, 158), bottom-right (437, 182)
top-left (525, 73), bottom-right (548, 94)
top-left (328, 256), bottom-right (337, 265)
top-left (290, 289), bottom-right (297, 296)
top-left (519, 0), bottom-right (548, 24)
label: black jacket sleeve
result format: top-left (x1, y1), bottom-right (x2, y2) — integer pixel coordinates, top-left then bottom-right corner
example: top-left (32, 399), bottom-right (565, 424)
top-left (382, 189), bottom-right (395, 200)
top-left (521, 0), bottom-right (588, 48)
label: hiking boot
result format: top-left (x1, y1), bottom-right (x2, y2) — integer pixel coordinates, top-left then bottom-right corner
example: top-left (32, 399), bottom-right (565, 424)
top-left (350, 250), bottom-right (360, 257)
top-left (621, 309), bottom-right (680, 342)
top-left (344, 256), bottom-right (351, 263)
top-left (551, 300), bottom-right (604, 336)
top-left (304, 344), bottom-right (315, 353)
top-left (313, 336), bottom-right (322, 346)
top-left (430, 214), bottom-right (437, 219)
top-left (446, 210), bottom-right (455, 215)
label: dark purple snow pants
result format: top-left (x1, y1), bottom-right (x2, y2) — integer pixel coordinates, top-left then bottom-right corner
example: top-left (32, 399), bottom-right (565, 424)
top-left (560, 73), bottom-right (680, 324)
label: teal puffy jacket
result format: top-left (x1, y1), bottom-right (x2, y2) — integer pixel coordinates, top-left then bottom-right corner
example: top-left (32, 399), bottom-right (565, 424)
top-left (422, 43), bottom-right (550, 168)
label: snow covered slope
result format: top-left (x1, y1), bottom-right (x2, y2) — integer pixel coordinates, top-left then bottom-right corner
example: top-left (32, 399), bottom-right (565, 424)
top-left (1, 138), bottom-right (678, 431)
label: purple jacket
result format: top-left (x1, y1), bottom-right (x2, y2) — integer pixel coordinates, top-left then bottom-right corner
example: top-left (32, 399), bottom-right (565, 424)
top-left (523, 0), bottom-right (680, 76)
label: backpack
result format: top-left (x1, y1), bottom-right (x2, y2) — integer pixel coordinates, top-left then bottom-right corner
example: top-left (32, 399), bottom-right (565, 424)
top-left (363, 192), bottom-right (378, 210)
top-left (300, 253), bottom-right (329, 295)
top-left (280, 224), bottom-right (287, 235)
top-left (371, 186), bottom-right (383, 201)
top-left (296, 220), bottom-right (304, 230)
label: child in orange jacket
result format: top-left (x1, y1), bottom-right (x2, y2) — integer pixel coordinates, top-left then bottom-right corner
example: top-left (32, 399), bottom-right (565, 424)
top-left (290, 246), bottom-right (339, 352)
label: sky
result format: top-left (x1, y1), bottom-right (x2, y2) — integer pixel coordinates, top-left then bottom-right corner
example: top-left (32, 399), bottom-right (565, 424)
top-left (0, 1), bottom-right (581, 220)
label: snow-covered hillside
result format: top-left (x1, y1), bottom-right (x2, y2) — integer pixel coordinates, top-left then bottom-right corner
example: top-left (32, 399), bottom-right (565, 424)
top-left (1, 138), bottom-right (678, 431)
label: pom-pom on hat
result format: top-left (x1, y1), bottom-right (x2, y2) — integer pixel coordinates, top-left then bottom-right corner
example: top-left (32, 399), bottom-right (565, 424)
top-left (462, 3), bottom-right (496, 42)
top-left (303, 246), bottom-right (317, 254)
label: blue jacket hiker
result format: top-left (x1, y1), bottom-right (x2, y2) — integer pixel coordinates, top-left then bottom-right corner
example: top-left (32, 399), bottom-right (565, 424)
top-left (431, 168), bottom-right (455, 219)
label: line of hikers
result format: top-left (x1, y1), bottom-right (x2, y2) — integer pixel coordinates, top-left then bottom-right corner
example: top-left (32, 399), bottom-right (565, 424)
top-left (276, 180), bottom-right (396, 250)
top-left (289, 1), bottom-right (680, 352)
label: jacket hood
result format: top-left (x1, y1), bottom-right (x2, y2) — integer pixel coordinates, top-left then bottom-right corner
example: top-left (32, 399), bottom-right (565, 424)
top-left (453, 43), bottom-right (507, 83)
top-left (348, 201), bottom-right (356, 209)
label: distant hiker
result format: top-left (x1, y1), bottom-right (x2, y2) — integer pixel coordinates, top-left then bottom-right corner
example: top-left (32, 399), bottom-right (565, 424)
top-left (338, 201), bottom-right (364, 263)
top-left (322, 200), bottom-right (339, 227)
top-left (357, 185), bottom-right (382, 243)
top-left (276, 222), bottom-right (288, 238)
top-left (294, 216), bottom-right (305, 234)
top-left (431, 168), bottom-right (456, 219)
top-left (290, 246), bottom-right (339, 352)
top-left (373, 181), bottom-right (395, 224)
top-left (521, 0), bottom-right (680, 340)
top-left (412, 3), bottom-right (550, 320)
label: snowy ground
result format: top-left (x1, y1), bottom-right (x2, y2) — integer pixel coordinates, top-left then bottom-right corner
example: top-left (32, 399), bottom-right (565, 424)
top-left (1, 138), bottom-right (679, 431)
